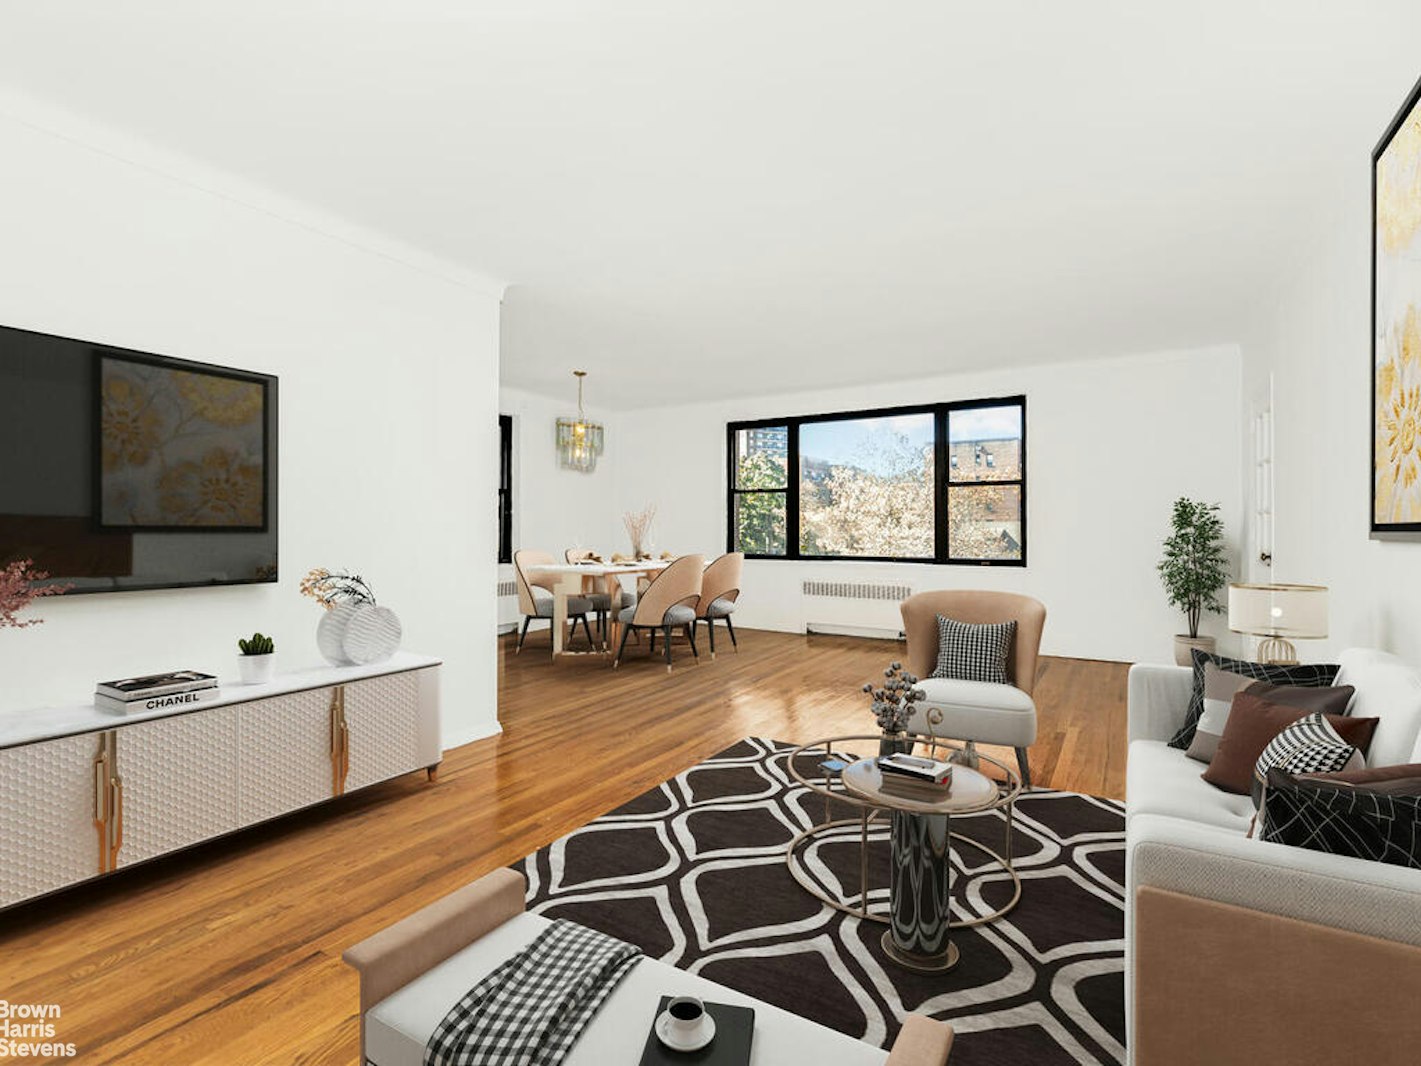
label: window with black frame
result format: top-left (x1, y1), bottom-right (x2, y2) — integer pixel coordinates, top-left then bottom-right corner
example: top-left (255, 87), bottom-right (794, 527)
top-left (944, 401), bottom-right (1024, 563)
top-left (726, 397), bottom-right (1025, 565)
top-left (498, 414), bottom-right (513, 564)
top-left (729, 424), bottom-right (789, 556)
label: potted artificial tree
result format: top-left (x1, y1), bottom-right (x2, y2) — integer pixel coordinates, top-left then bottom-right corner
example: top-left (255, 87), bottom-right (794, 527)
top-left (1157, 497), bottom-right (1229, 666)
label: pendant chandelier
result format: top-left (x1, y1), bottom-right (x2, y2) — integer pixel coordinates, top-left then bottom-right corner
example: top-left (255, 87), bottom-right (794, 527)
top-left (555, 370), bottom-right (604, 473)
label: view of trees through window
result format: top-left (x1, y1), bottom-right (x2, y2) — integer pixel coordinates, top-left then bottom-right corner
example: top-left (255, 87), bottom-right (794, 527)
top-left (800, 414), bottom-right (934, 558)
top-left (947, 404), bottom-right (1023, 562)
top-left (732, 426), bottom-right (788, 555)
top-left (728, 398), bottom-right (1025, 564)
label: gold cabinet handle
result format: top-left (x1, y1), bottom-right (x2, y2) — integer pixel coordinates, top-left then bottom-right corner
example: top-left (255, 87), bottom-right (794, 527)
top-left (330, 687), bottom-right (350, 796)
top-left (110, 776), bottom-right (124, 862)
top-left (93, 753), bottom-right (110, 872)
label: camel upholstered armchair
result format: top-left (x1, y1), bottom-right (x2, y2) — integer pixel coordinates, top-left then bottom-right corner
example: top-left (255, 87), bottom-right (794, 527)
top-left (566, 548), bottom-right (635, 641)
top-left (694, 552), bottom-right (743, 657)
top-left (613, 554), bottom-right (705, 671)
top-left (513, 549), bottom-right (596, 653)
top-left (900, 590), bottom-right (1046, 787)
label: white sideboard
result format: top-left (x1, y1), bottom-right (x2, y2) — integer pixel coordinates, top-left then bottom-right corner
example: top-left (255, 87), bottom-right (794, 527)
top-left (0, 653), bottom-right (441, 909)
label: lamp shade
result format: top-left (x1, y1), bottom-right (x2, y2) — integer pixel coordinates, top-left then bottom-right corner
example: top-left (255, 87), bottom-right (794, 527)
top-left (1227, 583), bottom-right (1328, 639)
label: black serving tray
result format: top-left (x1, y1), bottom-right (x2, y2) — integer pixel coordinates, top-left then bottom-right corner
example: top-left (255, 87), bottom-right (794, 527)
top-left (637, 996), bottom-right (755, 1066)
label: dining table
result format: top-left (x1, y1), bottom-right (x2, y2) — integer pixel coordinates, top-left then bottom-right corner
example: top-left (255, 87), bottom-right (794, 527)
top-left (525, 559), bottom-right (672, 662)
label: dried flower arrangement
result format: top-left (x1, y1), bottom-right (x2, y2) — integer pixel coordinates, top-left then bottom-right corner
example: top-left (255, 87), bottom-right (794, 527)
top-left (862, 661), bottom-right (926, 735)
top-left (299, 568), bottom-right (378, 611)
top-left (0, 559), bottom-right (71, 629)
top-left (623, 504), bottom-right (656, 560)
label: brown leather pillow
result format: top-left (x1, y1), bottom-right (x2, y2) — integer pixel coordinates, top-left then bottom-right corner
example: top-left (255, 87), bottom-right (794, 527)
top-left (1201, 691), bottom-right (1380, 795)
top-left (1186, 672), bottom-right (1355, 764)
top-left (1306, 762), bottom-right (1421, 795)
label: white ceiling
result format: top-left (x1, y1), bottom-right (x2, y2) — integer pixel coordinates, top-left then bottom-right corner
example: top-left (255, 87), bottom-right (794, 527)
top-left (3, 2), bottom-right (1421, 407)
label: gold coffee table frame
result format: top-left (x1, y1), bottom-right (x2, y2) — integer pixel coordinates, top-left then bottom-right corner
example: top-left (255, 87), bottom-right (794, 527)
top-left (785, 735), bottom-right (1023, 935)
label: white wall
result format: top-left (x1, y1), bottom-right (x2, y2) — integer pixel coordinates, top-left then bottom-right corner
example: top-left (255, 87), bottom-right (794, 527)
top-left (0, 97), bottom-right (504, 748)
top-left (603, 346), bottom-right (1243, 664)
top-left (1241, 134), bottom-right (1421, 662)
top-left (496, 385), bottom-right (623, 628)
top-left (499, 385), bottom-right (622, 555)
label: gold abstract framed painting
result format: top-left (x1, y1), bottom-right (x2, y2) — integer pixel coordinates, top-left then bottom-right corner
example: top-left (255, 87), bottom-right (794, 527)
top-left (95, 351), bottom-right (270, 531)
top-left (1374, 72), bottom-right (1421, 535)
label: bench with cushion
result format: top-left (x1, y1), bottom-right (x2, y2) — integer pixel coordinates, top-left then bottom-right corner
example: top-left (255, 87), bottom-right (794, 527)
top-left (344, 868), bottom-right (954, 1066)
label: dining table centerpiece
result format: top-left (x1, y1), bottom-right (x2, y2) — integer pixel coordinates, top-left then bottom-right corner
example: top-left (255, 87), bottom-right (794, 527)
top-left (864, 661), bottom-right (926, 756)
top-left (623, 503), bottom-right (656, 561)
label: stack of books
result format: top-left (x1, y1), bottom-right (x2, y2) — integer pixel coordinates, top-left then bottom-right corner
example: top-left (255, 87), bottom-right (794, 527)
top-left (877, 753), bottom-right (954, 801)
top-left (94, 670), bottom-right (219, 714)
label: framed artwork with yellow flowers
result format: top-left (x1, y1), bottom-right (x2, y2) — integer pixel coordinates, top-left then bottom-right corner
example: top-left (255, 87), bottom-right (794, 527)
top-left (1374, 71), bottom-right (1421, 535)
top-left (96, 351), bottom-right (270, 531)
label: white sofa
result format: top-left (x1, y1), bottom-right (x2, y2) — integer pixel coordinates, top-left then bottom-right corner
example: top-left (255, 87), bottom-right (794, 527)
top-left (1125, 648), bottom-right (1421, 1066)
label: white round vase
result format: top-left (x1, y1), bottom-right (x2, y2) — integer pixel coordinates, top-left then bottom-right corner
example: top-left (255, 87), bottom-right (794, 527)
top-left (316, 603), bottom-right (362, 666)
top-left (342, 605), bottom-right (402, 665)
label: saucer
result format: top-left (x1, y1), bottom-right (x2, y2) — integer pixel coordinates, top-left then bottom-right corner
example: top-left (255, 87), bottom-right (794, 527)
top-left (655, 1009), bottom-right (716, 1052)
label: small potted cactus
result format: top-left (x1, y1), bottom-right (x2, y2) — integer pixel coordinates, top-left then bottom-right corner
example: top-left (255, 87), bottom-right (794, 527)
top-left (237, 631), bottom-right (276, 684)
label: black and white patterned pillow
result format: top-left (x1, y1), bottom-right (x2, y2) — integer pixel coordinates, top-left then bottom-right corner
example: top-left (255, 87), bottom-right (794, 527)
top-left (1251, 712), bottom-right (1361, 807)
top-left (1168, 650), bottom-right (1341, 750)
top-left (930, 615), bottom-right (1016, 685)
top-left (1260, 769), bottom-right (1421, 869)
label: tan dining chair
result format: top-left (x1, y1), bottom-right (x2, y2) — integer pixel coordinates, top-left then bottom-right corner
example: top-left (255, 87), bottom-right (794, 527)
top-left (513, 549), bottom-right (596, 653)
top-left (900, 590), bottom-right (1047, 788)
top-left (693, 552), bottom-right (744, 657)
top-left (612, 554), bottom-right (705, 672)
top-left (566, 548), bottom-right (635, 643)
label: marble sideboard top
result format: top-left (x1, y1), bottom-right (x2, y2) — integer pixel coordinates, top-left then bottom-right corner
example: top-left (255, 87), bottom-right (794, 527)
top-left (0, 652), bottom-right (442, 749)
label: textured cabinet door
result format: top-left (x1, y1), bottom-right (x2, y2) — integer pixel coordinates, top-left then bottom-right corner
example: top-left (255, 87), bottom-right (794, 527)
top-left (0, 733), bottom-right (103, 907)
top-left (237, 687), bottom-right (333, 824)
top-left (115, 705), bottom-right (241, 868)
top-left (344, 671), bottom-right (423, 791)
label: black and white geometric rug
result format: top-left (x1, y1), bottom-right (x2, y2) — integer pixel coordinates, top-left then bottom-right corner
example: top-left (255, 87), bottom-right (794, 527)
top-left (518, 737), bottom-right (1126, 1065)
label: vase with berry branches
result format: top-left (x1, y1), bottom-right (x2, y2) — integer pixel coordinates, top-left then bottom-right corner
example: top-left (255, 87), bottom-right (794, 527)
top-left (863, 661), bottom-right (926, 756)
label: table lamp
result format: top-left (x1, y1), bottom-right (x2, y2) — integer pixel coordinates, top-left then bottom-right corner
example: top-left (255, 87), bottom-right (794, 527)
top-left (1227, 583), bottom-right (1328, 664)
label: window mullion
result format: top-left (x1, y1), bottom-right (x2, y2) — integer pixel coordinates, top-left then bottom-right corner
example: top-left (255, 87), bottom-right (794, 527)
top-left (934, 406), bottom-right (949, 563)
top-left (787, 420), bottom-right (801, 559)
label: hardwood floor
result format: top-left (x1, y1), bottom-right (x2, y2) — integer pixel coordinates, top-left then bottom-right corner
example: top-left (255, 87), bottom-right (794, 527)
top-left (0, 629), bottom-right (1127, 1065)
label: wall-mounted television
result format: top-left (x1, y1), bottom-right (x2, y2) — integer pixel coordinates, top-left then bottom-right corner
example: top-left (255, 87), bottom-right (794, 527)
top-left (0, 323), bottom-right (278, 594)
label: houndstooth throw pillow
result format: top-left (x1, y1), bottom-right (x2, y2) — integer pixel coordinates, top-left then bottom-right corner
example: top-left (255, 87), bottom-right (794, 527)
top-left (930, 615), bottom-right (1016, 685)
top-left (1252, 712), bottom-right (1362, 807)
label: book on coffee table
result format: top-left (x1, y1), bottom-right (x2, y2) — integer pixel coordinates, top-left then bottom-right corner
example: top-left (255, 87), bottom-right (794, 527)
top-left (637, 996), bottom-right (755, 1066)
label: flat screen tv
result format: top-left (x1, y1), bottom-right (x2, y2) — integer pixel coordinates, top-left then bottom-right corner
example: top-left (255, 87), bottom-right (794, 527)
top-left (0, 323), bottom-right (278, 594)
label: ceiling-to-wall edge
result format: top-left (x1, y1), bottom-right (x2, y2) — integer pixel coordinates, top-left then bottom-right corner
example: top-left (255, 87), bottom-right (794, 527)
top-left (0, 85), bottom-right (506, 300)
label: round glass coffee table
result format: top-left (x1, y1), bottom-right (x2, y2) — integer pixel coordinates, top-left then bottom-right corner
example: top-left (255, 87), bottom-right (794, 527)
top-left (785, 736), bottom-right (1022, 973)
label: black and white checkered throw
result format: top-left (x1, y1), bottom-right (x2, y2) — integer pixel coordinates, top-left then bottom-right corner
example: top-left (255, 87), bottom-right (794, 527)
top-left (929, 614), bottom-right (1016, 684)
top-left (424, 919), bottom-right (643, 1066)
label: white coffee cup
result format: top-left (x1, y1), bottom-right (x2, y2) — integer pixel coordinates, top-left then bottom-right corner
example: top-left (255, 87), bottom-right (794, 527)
top-left (665, 995), bottom-right (706, 1040)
